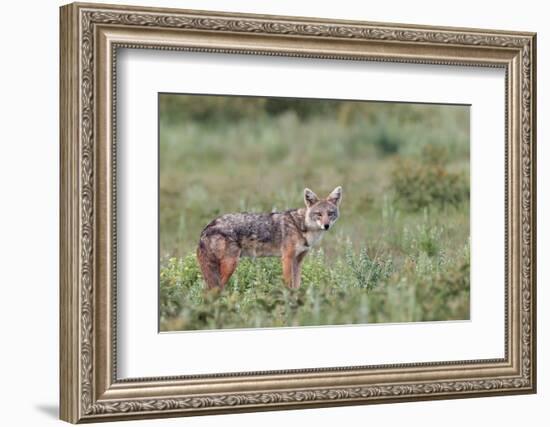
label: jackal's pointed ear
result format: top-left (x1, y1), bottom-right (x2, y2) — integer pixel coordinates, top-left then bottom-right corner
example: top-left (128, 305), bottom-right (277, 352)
top-left (304, 188), bottom-right (319, 208)
top-left (327, 186), bottom-right (342, 207)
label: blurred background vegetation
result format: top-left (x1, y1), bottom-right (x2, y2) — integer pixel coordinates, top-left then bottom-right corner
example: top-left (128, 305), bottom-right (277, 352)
top-left (159, 94), bottom-right (470, 331)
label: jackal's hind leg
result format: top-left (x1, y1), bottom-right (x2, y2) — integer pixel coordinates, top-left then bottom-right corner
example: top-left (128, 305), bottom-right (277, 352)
top-left (197, 242), bottom-right (221, 289)
top-left (219, 254), bottom-right (240, 289)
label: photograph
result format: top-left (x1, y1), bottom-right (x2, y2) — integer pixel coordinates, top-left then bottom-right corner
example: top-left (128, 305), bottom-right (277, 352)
top-left (159, 94), bottom-right (471, 331)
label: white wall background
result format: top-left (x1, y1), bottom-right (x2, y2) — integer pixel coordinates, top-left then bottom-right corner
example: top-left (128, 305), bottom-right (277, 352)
top-left (0, 0), bottom-right (545, 426)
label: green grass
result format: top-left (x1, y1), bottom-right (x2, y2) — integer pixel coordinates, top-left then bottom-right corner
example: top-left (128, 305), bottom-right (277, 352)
top-left (159, 95), bottom-right (470, 331)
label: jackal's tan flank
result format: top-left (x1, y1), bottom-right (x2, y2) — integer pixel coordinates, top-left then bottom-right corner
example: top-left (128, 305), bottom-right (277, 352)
top-left (197, 186), bottom-right (342, 289)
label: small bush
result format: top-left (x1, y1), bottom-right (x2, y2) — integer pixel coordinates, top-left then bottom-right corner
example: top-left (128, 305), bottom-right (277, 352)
top-left (403, 212), bottom-right (443, 258)
top-left (343, 241), bottom-right (393, 290)
top-left (159, 254), bottom-right (202, 323)
top-left (414, 252), bottom-right (470, 321)
top-left (373, 128), bottom-right (401, 155)
top-left (421, 143), bottom-right (449, 165)
top-left (391, 159), bottom-right (469, 211)
top-left (364, 240), bottom-right (470, 323)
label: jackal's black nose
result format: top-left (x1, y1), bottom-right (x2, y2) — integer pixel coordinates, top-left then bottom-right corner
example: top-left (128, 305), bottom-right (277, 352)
top-left (324, 224), bottom-right (329, 230)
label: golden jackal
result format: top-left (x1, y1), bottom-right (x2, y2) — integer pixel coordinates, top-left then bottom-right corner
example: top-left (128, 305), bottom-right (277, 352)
top-left (197, 186), bottom-right (342, 289)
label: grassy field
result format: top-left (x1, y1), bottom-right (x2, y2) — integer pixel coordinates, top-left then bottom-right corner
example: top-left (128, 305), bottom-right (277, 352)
top-left (159, 95), bottom-right (470, 331)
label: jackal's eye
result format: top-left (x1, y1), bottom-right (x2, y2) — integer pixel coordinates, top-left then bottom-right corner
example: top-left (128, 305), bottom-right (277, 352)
top-left (328, 210), bottom-right (336, 217)
top-left (313, 212), bottom-right (322, 218)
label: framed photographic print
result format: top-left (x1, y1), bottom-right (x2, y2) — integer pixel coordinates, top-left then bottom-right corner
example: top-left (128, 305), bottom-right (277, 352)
top-left (59, 2), bottom-right (537, 423)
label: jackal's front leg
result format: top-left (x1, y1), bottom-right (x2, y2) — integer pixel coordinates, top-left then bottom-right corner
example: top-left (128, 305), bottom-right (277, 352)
top-left (282, 252), bottom-right (294, 288)
top-left (293, 252), bottom-right (308, 289)
top-left (282, 251), bottom-right (306, 289)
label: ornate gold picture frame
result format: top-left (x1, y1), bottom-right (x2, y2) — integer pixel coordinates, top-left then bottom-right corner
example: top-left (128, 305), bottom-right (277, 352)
top-left (60, 2), bottom-right (536, 423)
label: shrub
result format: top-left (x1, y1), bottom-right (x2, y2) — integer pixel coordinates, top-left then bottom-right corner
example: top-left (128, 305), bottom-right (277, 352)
top-left (159, 254), bottom-right (202, 323)
top-left (391, 158), bottom-right (469, 211)
top-left (364, 239), bottom-right (470, 323)
top-left (414, 252), bottom-right (470, 321)
top-left (403, 211), bottom-right (443, 258)
top-left (373, 127), bottom-right (401, 155)
top-left (420, 143), bottom-right (449, 165)
top-left (343, 241), bottom-right (393, 290)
